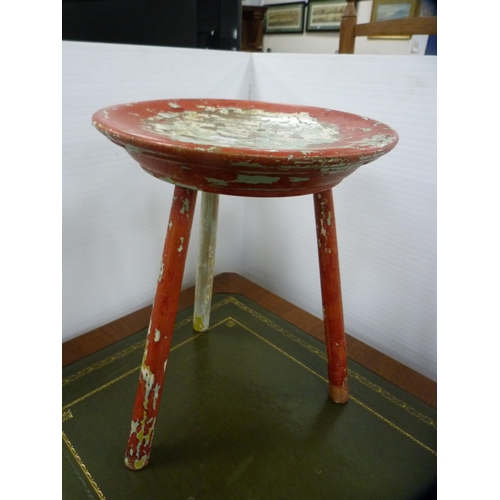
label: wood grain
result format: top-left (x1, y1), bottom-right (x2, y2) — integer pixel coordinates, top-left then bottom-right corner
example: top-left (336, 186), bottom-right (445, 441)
top-left (339, 0), bottom-right (437, 54)
top-left (355, 17), bottom-right (437, 38)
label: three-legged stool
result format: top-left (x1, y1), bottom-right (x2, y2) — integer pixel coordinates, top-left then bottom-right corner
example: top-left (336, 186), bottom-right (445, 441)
top-left (92, 99), bottom-right (398, 470)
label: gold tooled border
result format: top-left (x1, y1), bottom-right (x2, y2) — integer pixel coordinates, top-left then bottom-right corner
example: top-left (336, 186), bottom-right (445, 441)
top-left (226, 296), bottom-right (437, 429)
top-left (62, 317), bottom-right (231, 498)
top-left (62, 316), bottom-right (193, 387)
top-left (63, 315), bottom-right (436, 455)
top-left (63, 431), bottom-right (106, 500)
top-left (62, 318), bottom-right (228, 412)
top-left (232, 318), bottom-right (437, 457)
top-left (62, 297), bottom-right (437, 496)
top-left (63, 295), bottom-right (436, 429)
top-left (62, 298), bottom-right (234, 386)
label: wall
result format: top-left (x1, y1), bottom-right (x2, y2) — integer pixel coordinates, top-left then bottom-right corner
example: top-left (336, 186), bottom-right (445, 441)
top-left (62, 42), bottom-right (252, 341)
top-left (263, 0), bottom-right (428, 55)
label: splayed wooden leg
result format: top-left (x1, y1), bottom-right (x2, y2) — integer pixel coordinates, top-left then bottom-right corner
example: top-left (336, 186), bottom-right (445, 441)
top-left (313, 189), bottom-right (349, 404)
top-left (193, 192), bottom-right (219, 332)
top-left (124, 186), bottom-right (198, 470)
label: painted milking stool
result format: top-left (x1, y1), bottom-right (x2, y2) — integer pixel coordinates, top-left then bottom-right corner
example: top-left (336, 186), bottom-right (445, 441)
top-left (92, 99), bottom-right (398, 470)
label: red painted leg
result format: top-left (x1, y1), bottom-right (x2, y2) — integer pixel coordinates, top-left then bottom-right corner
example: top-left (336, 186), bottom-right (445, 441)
top-left (313, 189), bottom-right (349, 404)
top-left (124, 186), bottom-right (198, 470)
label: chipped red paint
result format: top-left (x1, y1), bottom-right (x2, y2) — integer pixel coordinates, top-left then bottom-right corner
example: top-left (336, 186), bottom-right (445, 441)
top-left (92, 98), bottom-right (399, 470)
top-left (124, 186), bottom-right (197, 470)
top-left (314, 190), bottom-right (349, 403)
top-left (92, 99), bottom-right (398, 198)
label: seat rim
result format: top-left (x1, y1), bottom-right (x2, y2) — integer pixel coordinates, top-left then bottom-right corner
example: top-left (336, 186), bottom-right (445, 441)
top-left (93, 98), bottom-right (399, 196)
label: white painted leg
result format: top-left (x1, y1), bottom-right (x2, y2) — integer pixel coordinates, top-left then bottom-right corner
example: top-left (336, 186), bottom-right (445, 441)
top-left (193, 192), bottom-right (219, 332)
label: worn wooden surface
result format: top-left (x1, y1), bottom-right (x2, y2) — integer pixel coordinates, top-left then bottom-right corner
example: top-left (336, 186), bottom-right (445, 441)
top-left (92, 99), bottom-right (398, 198)
top-left (193, 192), bottom-right (219, 332)
top-left (241, 6), bottom-right (267, 52)
top-left (339, 0), bottom-right (357, 54)
top-left (356, 17), bottom-right (437, 38)
top-left (124, 186), bottom-right (197, 470)
top-left (63, 273), bottom-right (436, 409)
top-left (314, 190), bottom-right (348, 403)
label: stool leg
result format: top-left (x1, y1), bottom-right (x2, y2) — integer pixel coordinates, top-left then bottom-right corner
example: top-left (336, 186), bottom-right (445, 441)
top-left (313, 189), bottom-right (349, 404)
top-left (124, 186), bottom-right (198, 470)
top-left (193, 192), bottom-right (219, 332)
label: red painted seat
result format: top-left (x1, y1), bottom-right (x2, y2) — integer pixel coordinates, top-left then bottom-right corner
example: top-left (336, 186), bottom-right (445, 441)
top-left (92, 98), bottom-right (398, 470)
top-left (93, 99), bottom-right (397, 197)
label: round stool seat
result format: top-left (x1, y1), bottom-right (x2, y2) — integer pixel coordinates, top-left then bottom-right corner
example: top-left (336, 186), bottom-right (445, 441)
top-left (92, 99), bottom-right (398, 197)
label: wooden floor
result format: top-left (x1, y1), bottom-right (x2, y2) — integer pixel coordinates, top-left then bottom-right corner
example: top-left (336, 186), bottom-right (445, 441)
top-left (62, 272), bottom-right (436, 408)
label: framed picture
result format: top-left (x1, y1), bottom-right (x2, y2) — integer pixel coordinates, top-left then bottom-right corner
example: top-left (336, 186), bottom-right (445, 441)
top-left (264, 2), bottom-right (305, 34)
top-left (369, 0), bottom-right (420, 39)
top-left (306, 1), bottom-right (348, 32)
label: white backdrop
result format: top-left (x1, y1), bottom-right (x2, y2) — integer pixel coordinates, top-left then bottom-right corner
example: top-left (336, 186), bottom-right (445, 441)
top-left (248, 53), bottom-right (436, 380)
top-left (62, 42), bottom-right (251, 340)
top-left (63, 42), bottom-right (436, 381)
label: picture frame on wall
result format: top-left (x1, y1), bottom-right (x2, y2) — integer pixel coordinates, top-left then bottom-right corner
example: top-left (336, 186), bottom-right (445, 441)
top-left (306, 1), bottom-right (348, 32)
top-left (264, 2), bottom-right (305, 34)
top-left (369, 0), bottom-right (420, 39)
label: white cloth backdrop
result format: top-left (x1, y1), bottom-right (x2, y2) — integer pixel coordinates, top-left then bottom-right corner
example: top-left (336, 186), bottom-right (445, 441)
top-left (248, 54), bottom-right (436, 380)
top-left (63, 43), bottom-right (251, 340)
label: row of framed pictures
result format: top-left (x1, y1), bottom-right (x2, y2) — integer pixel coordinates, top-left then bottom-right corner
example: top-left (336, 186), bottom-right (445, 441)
top-left (265, 0), bottom-right (422, 35)
top-left (265, 1), bottom-right (348, 34)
